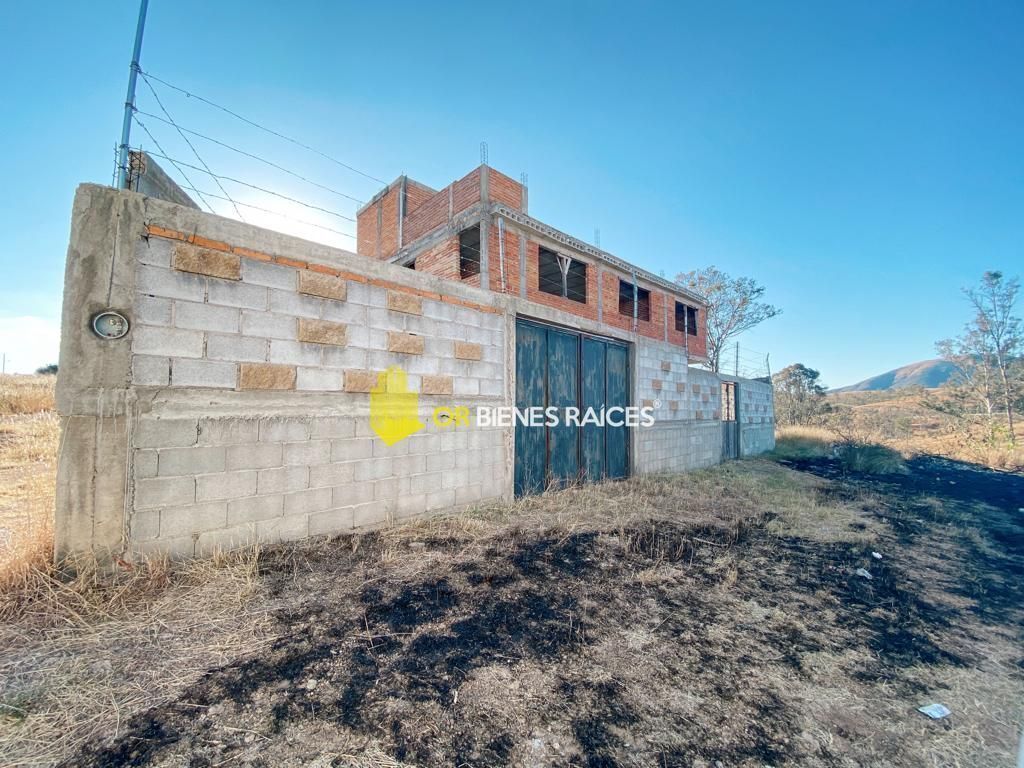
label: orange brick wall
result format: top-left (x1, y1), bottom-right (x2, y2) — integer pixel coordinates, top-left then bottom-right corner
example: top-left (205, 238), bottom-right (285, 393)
top-left (404, 180), bottom-right (435, 216)
top-left (489, 168), bottom-right (524, 209)
top-left (356, 185), bottom-right (401, 260)
top-left (452, 167), bottom-right (482, 212)
top-left (403, 185), bottom-right (450, 244)
top-left (411, 235), bottom-right (460, 281)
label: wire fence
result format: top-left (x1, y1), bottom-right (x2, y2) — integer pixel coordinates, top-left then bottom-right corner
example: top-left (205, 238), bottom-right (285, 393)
top-left (124, 70), bottom-right (389, 248)
top-left (723, 344), bottom-right (773, 380)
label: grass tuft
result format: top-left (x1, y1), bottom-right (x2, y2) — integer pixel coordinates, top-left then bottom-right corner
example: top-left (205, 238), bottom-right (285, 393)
top-left (772, 425), bottom-right (833, 459)
top-left (834, 442), bottom-right (907, 474)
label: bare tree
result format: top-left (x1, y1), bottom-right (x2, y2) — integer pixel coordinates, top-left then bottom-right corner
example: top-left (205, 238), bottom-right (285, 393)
top-left (675, 266), bottom-right (781, 372)
top-left (965, 272), bottom-right (1020, 444)
top-left (937, 271), bottom-right (1021, 445)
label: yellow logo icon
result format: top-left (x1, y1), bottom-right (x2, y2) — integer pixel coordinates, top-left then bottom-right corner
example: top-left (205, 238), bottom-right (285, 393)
top-left (369, 366), bottom-right (426, 445)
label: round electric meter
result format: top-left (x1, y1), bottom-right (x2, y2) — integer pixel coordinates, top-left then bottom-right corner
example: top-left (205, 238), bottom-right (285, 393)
top-left (92, 311), bottom-right (130, 340)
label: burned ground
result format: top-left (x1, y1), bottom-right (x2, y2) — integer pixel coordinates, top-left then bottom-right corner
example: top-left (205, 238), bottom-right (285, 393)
top-left (8, 457), bottom-right (1022, 767)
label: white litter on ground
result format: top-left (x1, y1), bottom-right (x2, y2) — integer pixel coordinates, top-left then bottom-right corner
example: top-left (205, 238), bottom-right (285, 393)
top-left (918, 703), bottom-right (951, 719)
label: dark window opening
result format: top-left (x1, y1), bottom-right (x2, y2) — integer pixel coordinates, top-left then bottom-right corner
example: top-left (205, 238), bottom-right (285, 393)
top-left (538, 247), bottom-right (587, 303)
top-left (675, 302), bottom-right (698, 335)
top-left (618, 279), bottom-right (650, 321)
top-left (459, 226), bottom-right (480, 279)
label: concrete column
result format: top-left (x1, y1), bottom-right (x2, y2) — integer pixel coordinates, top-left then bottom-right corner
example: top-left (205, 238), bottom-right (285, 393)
top-left (519, 235), bottom-right (527, 298)
top-left (479, 166), bottom-right (491, 291)
top-left (55, 185), bottom-right (141, 560)
top-left (479, 217), bottom-right (490, 291)
top-left (397, 176), bottom-right (407, 249)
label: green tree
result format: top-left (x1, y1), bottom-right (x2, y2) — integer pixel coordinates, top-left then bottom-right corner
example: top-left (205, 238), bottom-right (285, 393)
top-left (773, 363), bottom-right (830, 427)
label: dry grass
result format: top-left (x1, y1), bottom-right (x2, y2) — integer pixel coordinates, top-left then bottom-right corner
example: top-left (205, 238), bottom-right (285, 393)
top-left (828, 388), bottom-right (1024, 471)
top-left (4, 455), bottom-right (1019, 767)
top-left (0, 546), bottom-right (272, 767)
top-left (0, 461), bottom-right (859, 767)
top-left (0, 375), bottom-right (56, 416)
top-left (0, 372), bottom-right (1019, 767)
top-left (774, 425), bottom-right (907, 474)
top-left (0, 400), bottom-right (60, 593)
top-left (773, 425), bottom-right (833, 459)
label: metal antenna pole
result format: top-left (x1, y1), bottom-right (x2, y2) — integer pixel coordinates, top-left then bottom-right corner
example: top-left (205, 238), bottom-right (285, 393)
top-left (115, 0), bottom-right (151, 189)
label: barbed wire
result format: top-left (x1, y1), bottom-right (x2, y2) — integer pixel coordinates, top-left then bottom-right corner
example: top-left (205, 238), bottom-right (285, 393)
top-left (169, 180), bottom-right (356, 240)
top-left (134, 108), bottom-right (367, 206)
top-left (139, 72), bottom-right (245, 222)
top-left (132, 115), bottom-right (216, 215)
top-left (138, 150), bottom-right (357, 223)
top-left (139, 70), bottom-right (389, 186)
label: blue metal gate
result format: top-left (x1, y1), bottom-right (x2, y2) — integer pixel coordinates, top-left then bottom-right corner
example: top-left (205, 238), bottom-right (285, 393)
top-left (514, 319), bottom-right (630, 496)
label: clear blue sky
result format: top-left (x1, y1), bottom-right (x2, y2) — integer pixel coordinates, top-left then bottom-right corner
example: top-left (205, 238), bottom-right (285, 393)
top-left (1, 1), bottom-right (1021, 387)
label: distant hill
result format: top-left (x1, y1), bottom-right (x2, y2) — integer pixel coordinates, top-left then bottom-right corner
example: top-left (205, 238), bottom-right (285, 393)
top-left (834, 359), bottom-right (958, 393)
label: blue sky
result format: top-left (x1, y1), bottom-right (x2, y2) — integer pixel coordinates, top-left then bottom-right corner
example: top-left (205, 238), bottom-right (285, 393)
top-left (1, 1), bottom-right (1021, 386)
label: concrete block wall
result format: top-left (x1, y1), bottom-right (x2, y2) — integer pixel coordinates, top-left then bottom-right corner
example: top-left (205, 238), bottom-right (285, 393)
top-left (56, 183), bottom-right (774, 560)
top-left (129, 235), bottom-right (504, 396)
top-left (736, 378), bottom-right (776, 456)
top-left (635, 339), bottom-right (690, 419)
top-left (57, 184), bottom-right (516, 560)
top-left (125, 227), bottom-right (506, 556)
top-left (132, 414), bottom-right (505, 557)
top-left (634, 340), bottom-right (725, 473)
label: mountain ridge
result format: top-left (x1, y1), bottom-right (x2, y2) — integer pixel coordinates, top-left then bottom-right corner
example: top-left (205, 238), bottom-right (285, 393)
top-left (833, 359), bottom-right (957, 392)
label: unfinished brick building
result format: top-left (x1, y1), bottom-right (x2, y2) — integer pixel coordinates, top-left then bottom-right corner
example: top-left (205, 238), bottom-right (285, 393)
top-left (54, 163), bottom-right (774, 559)
top-left (356, 166), bottom-right (708, 363)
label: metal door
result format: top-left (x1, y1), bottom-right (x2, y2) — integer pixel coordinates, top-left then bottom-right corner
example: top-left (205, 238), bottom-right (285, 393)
top-left (514, 321), bottom-right (547, 496)
top-left (605, 343), bottom-right (629, 479)
top-left (721, 381), bottom-right (739, 460)
top-left (514, 319), bottom-right (630, 496)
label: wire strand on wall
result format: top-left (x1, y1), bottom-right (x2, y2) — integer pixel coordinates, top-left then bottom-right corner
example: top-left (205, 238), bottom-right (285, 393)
top-left (139, 72), bottom-right (246, 222)
top-left (134, 109), bottom-right (367, 206)
top-left (139, 70), bottom-right (389, 186)
top-left (170, 182), bottom-right (356, 240)
top-left (138, 149), bottom-right (357, 223)
top-left (132, 115), bottom-right (217, 214)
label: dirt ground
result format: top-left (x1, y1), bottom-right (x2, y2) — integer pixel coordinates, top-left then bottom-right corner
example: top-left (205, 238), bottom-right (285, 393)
top-left (3, 454), bottom-right (1022, 768)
